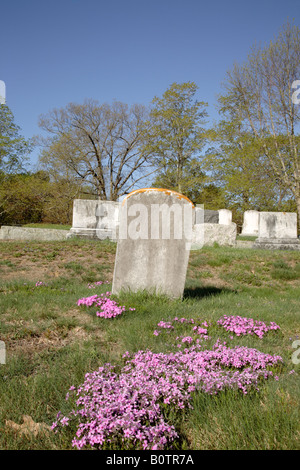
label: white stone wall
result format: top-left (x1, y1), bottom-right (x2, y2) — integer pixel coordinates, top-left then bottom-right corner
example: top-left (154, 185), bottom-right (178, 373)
top-left (192, 223), bottom-right (237, 248)
top-left (0, 226), bottom-right (69, 241)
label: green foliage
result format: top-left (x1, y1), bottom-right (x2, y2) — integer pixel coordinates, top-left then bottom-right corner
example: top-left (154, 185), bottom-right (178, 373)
top-left (152, 157), bottom-right (226, 208)
top-left (145, 82), bottom-right (208, 194)
top-left (0, 173), bottom-right (46, 224)
top-left (205, 22), bottom-right (300, 223)
top-left (0, 171), bottom-right (84, 225)
top-left (0, 104), bottom-right (32, 173)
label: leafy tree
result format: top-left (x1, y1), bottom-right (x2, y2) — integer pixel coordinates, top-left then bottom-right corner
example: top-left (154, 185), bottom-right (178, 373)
top-left (0, 171), bottom-right (85, 225)
top-left (205, 122), bottom-right (293, 212)
top-left (152, 157), bottom-right (226, 209)
top-left (0, 172), bottom-right (47, 224)
top-left (207, 22), bottom-right (300, 225)
top-left (38, 100), bottom-right (155, 201)
top-left (144, 82), bottom-right (208, 193)
top-left (0, 104), bottom-right (32, 173)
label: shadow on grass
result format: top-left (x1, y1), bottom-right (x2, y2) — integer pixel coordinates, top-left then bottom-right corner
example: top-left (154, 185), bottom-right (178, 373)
top-left (183, 285), bottom-right (235, 300)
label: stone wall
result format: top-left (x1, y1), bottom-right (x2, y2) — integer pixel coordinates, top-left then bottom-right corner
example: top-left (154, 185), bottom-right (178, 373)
top-left (192, 223), bottom-right (237, 248)
top-left (0, 226), bottom-right (70, 241)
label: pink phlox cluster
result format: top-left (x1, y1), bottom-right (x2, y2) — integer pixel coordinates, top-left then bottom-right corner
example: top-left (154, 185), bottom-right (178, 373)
top-left (157, 321), bottom-right (174, 330)
top-left (154, 318), bottom-right (209, 347)
top-left (217, 315), bottom-right (281, 338)
top-left (154, 317), bottom-right (202, 337)
top-left (88, 281), bottom-right (110, 289)
top-left (181, 336), bottom-right (194, 344)
top-left (193, 326), bottom-right (208, 336)
top-left (173, 317), bottom-right (195, 324)
top-left (52, 343), bottom-right (283, 450)
top-left (77, 292), bottom-right (135, 319)
top-left (35, 281), bottom-right (46, 287)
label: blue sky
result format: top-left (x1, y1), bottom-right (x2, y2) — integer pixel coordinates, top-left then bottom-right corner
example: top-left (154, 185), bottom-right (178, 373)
top-left (1, 0), bottom-right (299, 168)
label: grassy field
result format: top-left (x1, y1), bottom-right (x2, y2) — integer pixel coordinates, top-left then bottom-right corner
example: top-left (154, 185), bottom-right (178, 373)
top-left (0, 238), bottom-right (299, 450)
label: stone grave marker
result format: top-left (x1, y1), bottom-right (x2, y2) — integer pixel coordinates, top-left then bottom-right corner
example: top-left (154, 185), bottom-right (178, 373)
top-left (195, 208), bottom-right (219, 224)
top-left (218, 209), bottom-right (232, 225)
top-left (69, 199), bottom-right (119, 240)
top-left (112, 188), bottom-right (194, 299)
top-left (253, 212), bottom-right (300, 250)
top-left (241, 210), bottom-right (259, 237)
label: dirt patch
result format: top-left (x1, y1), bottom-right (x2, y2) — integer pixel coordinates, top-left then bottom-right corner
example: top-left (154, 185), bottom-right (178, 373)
top-left (0, 241), bottom-right (115, 283)
top-left (5, 415), bottom-right (52, 438)
top-left (4, 306), bottom-right (106, 356)
top-left (5, 324), bottom-right (99, 356)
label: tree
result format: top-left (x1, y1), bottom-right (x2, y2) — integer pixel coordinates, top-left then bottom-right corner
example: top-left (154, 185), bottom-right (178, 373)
top-left (0, 170), bottom-right (85, 225)
top-left (208, 22), bottom-right (300, 226)
top-left (144, 82), bottom-right (208, 193)
top-left (152, 157), bottom-right (226, 209)
top-left (0, 104), bottom-right (32, 173)
top-left (0, 172), bottom-right (48, 224)
top-left (38, 100), bottom-right (155, 201)
top-left (205, 121), bottom-right (294, 212)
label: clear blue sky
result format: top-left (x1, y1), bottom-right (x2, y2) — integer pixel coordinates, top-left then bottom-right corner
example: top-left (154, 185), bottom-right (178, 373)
top-left (1, 0), bottom-right (299, 168)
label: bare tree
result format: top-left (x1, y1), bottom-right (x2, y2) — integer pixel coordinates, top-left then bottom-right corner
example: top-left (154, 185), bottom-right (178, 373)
top-left (38, 99), bottom-right (155, 200)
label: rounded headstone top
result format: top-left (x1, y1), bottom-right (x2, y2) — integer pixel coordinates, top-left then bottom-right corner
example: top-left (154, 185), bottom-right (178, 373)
top-left (122, 188), bottom-right (195, 207)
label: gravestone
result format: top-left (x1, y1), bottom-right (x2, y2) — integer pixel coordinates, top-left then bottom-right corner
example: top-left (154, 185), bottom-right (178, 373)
top-left (253, 212), bottom-right (300, 250)
top-left (112, 188), bottom-right (194, 299)
top-left (241, 210), bottom-right (259, 237)
top-left (195, 208), bottom-right (219, 224)
top-left (68, 199), bottom-right (119, 240)
top-left (218, 209), bottom-right (232, 225)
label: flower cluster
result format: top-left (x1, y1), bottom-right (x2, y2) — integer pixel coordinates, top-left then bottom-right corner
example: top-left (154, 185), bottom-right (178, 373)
top-left (192, 326), bottom-right (208, 336)
top-left (35, 281), bottom-right (46, 287)
top-left (217, 315), bottom-right (281, 338)
top-left (154, 317), bottom-right (196, 336)
top-left (77, 293), bottom-right (135, 319)
top-left (154, 317), bottom-right (209, 348)
top-left (52, 340), bottom-right (282, 450)
top-left (88, 281), bottom-right (110, 289)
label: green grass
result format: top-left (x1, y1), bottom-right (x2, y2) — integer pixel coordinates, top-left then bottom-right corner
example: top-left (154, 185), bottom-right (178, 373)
top-left (23, 223), bottom-right (71, 230)
top-left (0, 240), bottom-right (299, 450)
top-left (236, 235), bottom-right (257, 241)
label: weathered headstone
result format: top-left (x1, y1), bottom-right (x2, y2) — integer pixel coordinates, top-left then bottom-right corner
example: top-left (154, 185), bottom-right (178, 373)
top-left (112, 188), bottom-right (194, 299)
top-left (253, 212), bottom-right (300, 250)
top-left (241, 210), bottom-right (259, 237)
top-left (195, 208), bottom-right (219, 224)
top-left (218, 209), bottom-right (232, 225)
top-left (68, 199), bottom-right (119, 240)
